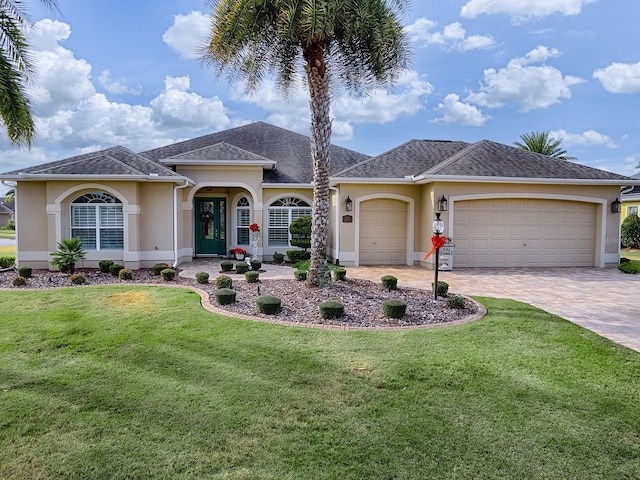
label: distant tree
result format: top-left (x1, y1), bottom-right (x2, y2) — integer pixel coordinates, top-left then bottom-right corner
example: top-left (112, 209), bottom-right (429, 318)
top-left (621, 214), bottom-right (640, 248)
top-left (0, 0), bottom-right (60, 147)
top-left (3, 188), bottom-right (15, 202)
top-left (514, 131), bottom-right (575, 160)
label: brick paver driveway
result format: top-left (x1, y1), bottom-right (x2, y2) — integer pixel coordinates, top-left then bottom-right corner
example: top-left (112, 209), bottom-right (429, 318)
top-left (348, 266), bottom-right (640, 352)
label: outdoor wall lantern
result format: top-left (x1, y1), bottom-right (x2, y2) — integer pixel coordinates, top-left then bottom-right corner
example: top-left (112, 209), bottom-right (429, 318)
top-left (345, 196), bottom-right (353, 211)
top-left (438, 195), bottom-right (448, 212)
top-left (611, 198), bottom-right (622, 214)
top-left (432, 212), bottom-right (445, 300)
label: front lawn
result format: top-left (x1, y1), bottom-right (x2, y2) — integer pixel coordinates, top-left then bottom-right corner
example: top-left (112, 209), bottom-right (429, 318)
top-left (0, 230), bottom-right (15, 239)
top-left (1, 287), bottom-right (638, 479)
top-left (621, 247), bottom-right (640, 264)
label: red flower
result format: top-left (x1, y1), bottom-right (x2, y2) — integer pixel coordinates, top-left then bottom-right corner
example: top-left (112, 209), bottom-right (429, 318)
top-left (235, 247), bottom-right (247, 255)
top-left (249, 223), bottom-right (260, 232)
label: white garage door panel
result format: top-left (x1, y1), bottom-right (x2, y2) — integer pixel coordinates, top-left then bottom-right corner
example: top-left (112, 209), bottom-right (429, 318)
top-left (359, 199), bottom-right (407, 265)
top-left (454, 199), bottom-right (596, 267)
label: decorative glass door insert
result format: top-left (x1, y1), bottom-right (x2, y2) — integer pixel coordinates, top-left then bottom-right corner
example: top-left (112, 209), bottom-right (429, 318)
top-left (195, 198), bottom-right (226, 255)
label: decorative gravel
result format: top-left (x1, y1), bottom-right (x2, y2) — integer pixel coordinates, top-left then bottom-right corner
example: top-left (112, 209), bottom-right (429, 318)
top-left (0, 268), bottom-right (479, 328)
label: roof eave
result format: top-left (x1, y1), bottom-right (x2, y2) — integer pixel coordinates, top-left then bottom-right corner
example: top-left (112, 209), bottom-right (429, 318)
top-left (0, 173), bottom-right (193, 184)
top-left (161, 159), bottom-right (277, 170)
top-left (412, 175), bottom-right (635, 186)
top-left (329, 177), bottom-right (415, 186)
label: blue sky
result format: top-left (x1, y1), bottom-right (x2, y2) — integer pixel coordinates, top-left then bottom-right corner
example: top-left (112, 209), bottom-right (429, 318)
top-left (2, 0), bottom-right (639, 194)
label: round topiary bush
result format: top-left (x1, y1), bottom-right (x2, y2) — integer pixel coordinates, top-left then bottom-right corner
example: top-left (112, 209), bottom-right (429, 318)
top-left (220, 260), bottom-right (234, 272)
top-left (153, 263), bottom-right (170, 275)
top-left (215, 288), bottom-right (237, 305)
top-left (320, 300), bottom-right (344, 319)
top-left (250, 260), bottom-right (262, 271)
top-left (12, 275), bottom-right (27, 287)
top-left (109, 264), bottom-right (124, 277)
top-left (447, 295), bottom-right (466, 309)
top-left (118, 268), bottom-right (133, 280)
top-left (383, 299), bottom-right (406, 318)
top-left (333, 267), bottom-right (347, 281)
top-left (273, 252), bottom-right (284, 264)
top-left (235, 262), bottom-right (249, 274)
top-left (294, 270), bottom-right (307, 281)
top-left (618, 262), bottom-right (640, 274)
top-left (216, 274), bottom-right (233, 289)
top-left (17, 266), bottom-right (32, 279)
top-left (432, 280), bottom-right (449, 297)
top-left (98, 260), bottom-right (114, 273)
top-left (245, 271), bottom-right (260, 283)
top-left (70, 273), bottom-right (87, 285)
top-left (381, 275), bottom-right (398, 290)
top-left (256, 295), bottom-right (281, 315)
top-left (160, 268), bottom-right (176, 281)
top-left (195, 271), bottom-right (210, 284)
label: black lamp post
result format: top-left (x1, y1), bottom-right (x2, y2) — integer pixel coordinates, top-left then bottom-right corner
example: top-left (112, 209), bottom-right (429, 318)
top-left (432, 212), bottom-right (444, 300)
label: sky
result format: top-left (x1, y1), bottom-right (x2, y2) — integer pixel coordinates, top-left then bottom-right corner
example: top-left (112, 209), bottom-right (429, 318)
top-left (1, 0), bottom-right (640, 195)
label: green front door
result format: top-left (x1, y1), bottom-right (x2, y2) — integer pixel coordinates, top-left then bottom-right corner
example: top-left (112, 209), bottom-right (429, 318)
top-left (195, 198), bottom-right (226, 255)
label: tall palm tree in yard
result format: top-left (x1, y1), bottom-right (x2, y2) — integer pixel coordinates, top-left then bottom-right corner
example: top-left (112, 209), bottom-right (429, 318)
top-left (514, 131), bottom-right (575, 160)
top-left (203, 0), bottom-right (409, 287)
top-left (0, 0), bottom-right (59, 147)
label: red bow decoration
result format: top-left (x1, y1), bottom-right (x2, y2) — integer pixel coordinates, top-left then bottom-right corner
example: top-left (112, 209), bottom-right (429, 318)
top-left (424, 235), bottom-right (447, 260)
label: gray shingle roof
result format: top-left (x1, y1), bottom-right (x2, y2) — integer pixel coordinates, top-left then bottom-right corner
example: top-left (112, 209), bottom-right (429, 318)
top-left (3, 146), bottom-right (180, 178)
top-left (141, 121), bottom-right (370, 183)
top-left (0, 203), bottom-right (12, 214)
top-left (167, 142), bottom-right (274, 164)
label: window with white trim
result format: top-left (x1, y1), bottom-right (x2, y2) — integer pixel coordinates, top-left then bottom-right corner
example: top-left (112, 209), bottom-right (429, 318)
top-left (267, 197), bottom-right (311, 247)
top-left (236, 196), bottom-right (251, 245)
top-left (71, 192), bottom-right (123, 250)
top-left (628, 206), bottom-right (638, 216)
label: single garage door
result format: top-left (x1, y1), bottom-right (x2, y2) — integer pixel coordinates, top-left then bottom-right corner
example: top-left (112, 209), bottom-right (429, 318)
top-left (454, 198), bottom-right (596, 267)
top-left (359, 198), bottom-right (407, 265)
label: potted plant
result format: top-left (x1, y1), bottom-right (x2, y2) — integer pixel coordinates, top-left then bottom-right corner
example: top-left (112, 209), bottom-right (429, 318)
top-left (234, 247), bottom-right (247, 260)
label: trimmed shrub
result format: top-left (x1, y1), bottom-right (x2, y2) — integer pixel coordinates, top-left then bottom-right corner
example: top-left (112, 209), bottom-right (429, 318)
top-left (235, 262), bottom-right (249, 274)
top-left (118, 268), bottom-right (133, 280)
top-left (98, 260), bottom-right (114, 273)
top-left (220, 260), bottom-right (234, 272)
top-left (432, 280), bottom-right (449, 297)
top-left (160, 268), bottom-right (176, 281)
top-left (289, 215), bottom-right (311, 250)
top-left (153, 263), bottom-right (170, 275)
top-left (383, 299), bottom-right (406, 319)
top-left (109, 264), bottom-right (124, 277)
top-left (333, 267), bottom-right (347, 281)
top-left (294, 270), bottom-right (307, 281)
top-left (12, 276), bottom-right (26, 287)
top-left (195, 271), bottom-right (210, 284)
top-left (17, 266), bottom-right (32, 278)
top-left (256, 295), bottom-right (281, 315)
top-left (70, 273), bottom-right (87, 285)
top-left (0, 256), bottom-right (16, 268)
top-left (216, 275), bottom-right (233, 289)
top-left (250, 259), bottom-right (262, 271)
top-left (447, 295), bottom-right (466, 309)
top-left (618, 262), bottom-right (640, 274)
top-left (273, 252), bottom-right (285, 264)
top-left (286, 250), bottom-right (311, 263)
top-left (215, 288), bottom-right (237, 305)
top-left (621, 214), bottom-right (640, 248)
top-left (381, 275), bottom-right (398, 290)
top-left (245, 271), bottom-right (260, 283)
top-left (320, 300), bottom-right (344, 319)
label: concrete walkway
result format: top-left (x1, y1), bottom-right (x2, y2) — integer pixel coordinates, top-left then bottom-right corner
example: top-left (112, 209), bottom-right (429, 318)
top-left (180, 260), bottom-right (640, 352)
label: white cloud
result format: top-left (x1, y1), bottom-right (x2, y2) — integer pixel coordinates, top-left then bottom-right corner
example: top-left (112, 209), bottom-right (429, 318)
top-left (465, 46), bottom-right (585, 111)
top-left (162, 11), bottom-right (211, 60)
top-left (593, 62), bottom-right (640, 94)
top-left (433, 93), bottom-right (490, 126)
top-left (460, 0), bottom-right (596, 21)
top-left (98, 70), bottom-right (142, 96)
top-left (550, 129), bottom-right (617, 148)
top-left (405, 18), bottom-right (494, 52)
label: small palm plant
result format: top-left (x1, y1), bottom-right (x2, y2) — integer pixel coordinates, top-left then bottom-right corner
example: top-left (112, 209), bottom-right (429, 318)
top-left (51, 237), bottom-right (86, 274)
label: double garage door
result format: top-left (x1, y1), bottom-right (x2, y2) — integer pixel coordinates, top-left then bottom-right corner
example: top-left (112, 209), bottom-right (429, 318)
top-left (453, 198), bottom-right (597, 267)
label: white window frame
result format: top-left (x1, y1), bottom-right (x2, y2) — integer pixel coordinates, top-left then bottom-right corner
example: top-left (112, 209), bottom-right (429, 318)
top-left (236, 196), bottom-right (251, 245)
top-left (628, 206), bottom-right (638, 216)
top-left (70, 192), bottom-right (124, 251)
top-left (267, 197), bottom-right (312, 247)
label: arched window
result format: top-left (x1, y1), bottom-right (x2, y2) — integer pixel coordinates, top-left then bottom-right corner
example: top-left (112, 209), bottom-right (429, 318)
top-left (236, 196), bottom-right (251, 245)
top-left (267, 197), bottom-right (311, 247)
top-left (71, 192), bottom-right (123, 250)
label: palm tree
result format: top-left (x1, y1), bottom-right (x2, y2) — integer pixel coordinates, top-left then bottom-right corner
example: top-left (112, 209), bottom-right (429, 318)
top-left (1, 0), bottom-right (59, 147)
top-left (4, 188), bottom-right (15, 202)
top-left (202, 0), bottom-right (409, 287)
top-left (514, 131), bottom-right (575, 160)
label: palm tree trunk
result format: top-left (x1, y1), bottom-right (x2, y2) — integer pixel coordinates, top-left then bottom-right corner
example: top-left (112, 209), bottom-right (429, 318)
top-left (303, 44), bottom-right (332, 288)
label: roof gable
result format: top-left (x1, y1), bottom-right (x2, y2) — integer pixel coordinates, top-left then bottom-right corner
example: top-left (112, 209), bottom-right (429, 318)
top-left (166, 142), bottom-right (274, 163)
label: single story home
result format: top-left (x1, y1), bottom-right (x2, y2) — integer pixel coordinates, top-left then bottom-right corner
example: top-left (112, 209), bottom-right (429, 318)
top-left (621, 173), bottom-right (640, 224)
top-left (1, 121), bottom-right (635, 270)
top-left (0, 199), bottom-right (14, 227)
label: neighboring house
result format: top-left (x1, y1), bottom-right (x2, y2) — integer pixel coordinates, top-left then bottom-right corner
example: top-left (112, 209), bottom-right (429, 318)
top-left (0, 199), bottom-right (14, 227)
top-left (0, 122), bottom-right (636, 270)
top-left (621, 172), bottom-right (640, 224)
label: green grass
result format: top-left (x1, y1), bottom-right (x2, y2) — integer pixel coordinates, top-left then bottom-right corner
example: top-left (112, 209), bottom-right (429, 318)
top-left (0, 244), bottom-right (15, 256)
top-left (1, 288), bottom-right (639, 479)
top-left (0, 229), bottom-right (15, 239)
top-left (621, 248), bottom-right (640, 265)
top-left (291, 258), bottom-right (341, 271)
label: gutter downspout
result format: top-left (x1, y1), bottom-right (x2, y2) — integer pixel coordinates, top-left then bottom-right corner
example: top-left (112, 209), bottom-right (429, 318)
top-left (329, 186), bottom-right (340, 264)
top-left (173, 180), bottom-right (190, 268)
